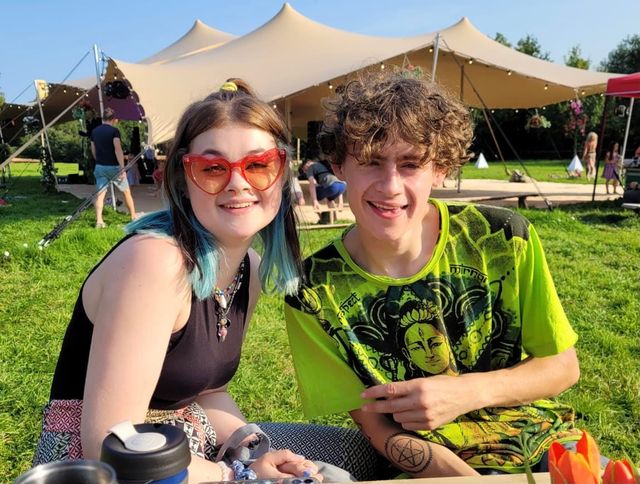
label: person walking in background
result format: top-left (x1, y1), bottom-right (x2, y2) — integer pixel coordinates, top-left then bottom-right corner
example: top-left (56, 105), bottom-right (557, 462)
top-left (603, 141), bottom-right (621, 194)
top-left (582, 131), bottom-right (598, 181)
top-left (90, 108), bottom-right (139, 228)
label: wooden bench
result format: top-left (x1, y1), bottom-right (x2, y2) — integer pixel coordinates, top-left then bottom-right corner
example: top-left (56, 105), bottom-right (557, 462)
top-left (298, 206), bottom-right (351, 230)
top-left (312, 206), bottom-right (344, 224)
top-left (297, 203), bottom-right (352, 230)
top-left (473, 192), bottom-right (539, 209)
top-left (622, 203), bottom-right (640, 214)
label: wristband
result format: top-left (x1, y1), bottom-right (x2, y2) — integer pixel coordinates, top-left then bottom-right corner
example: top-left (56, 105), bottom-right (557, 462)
top-left (231, 460), bottom-right (257, 480)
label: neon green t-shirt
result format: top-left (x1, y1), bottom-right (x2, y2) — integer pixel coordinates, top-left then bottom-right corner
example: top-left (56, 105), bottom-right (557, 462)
top-left (285, 200), bottom-right (580, 472)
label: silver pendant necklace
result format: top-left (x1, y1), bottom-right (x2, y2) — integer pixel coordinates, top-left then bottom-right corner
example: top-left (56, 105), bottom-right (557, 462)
top-left (213, 260), bottom-right (245, 342)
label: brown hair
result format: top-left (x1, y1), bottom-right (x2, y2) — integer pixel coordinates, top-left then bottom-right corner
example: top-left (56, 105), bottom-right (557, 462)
top-left (163, 78), bottom-right (301, 283)
top-left (318, 69), bottom-right (473, 175)
top-left (103, 107), bottom-right (116, 122)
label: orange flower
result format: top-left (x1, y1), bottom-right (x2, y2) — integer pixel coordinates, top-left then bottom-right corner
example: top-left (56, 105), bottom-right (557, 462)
top-left (603, 460), bottom-right (638, 484)
top-left (548, 432), bottom-right (601, 484)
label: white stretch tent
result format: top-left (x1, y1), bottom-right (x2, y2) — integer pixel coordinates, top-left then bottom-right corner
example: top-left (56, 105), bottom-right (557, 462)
top-left (0, 19), bottom-right (235, 142)
top-left (2, 3), bottom-right (621, 149)
top-left (138, 19), bottom-right (236, 64)
top-left (104, 4), bottom-right (619, 144)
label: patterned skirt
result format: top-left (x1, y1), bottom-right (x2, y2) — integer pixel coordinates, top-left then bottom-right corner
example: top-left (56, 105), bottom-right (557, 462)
top-left (32, 399), bottom-right (217, 466)
top-left (32, 400), bottom-right (387, 481)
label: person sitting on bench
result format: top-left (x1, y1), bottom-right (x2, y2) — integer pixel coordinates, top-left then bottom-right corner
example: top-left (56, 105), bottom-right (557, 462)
top-left (303, 157), bottom-right (346, 224)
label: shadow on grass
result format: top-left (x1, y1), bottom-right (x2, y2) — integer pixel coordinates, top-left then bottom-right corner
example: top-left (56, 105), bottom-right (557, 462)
top-left (550, 200), bottom-right (637, 226)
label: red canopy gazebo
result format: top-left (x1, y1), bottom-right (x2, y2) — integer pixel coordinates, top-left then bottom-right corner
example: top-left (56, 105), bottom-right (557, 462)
top-left (606, 72), bottom-right (640, 162)
top-left (592, 72), bottom-right (640, 200)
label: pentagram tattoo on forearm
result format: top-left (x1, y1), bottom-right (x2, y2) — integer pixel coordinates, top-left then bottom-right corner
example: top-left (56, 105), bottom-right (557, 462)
top-left (384, 432), bottom-right (433, 473)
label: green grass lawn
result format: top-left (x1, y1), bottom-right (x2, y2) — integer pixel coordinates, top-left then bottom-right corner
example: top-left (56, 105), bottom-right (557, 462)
top-left (460, 159), bottom-right (606, 185)
top-left (1, 162), bottom-right (639, 479)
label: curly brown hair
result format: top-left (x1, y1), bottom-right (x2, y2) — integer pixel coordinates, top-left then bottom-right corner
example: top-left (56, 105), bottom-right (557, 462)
top-left (317, 69), bottom-right (473, 175)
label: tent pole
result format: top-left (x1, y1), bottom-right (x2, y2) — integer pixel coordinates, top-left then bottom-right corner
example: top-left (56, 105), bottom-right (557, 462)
top-left (457, 64), bottom-right (464, 193)
top-left (620, 97), bottom-right (634, 166)
top-left (431, 33), bottom-right (440, 82)
top-left (93, 44), bottom-right (105, 118)
top-left (285, 98), bottom-right (292, 131)
top-left (34, 81), bottom-right (55, 170)
top-left (592, 96), bottom-right (611, 202)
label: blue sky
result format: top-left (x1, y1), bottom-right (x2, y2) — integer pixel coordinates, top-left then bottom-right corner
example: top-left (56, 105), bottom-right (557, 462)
top-left (1, 0), bottom-right (638, 103)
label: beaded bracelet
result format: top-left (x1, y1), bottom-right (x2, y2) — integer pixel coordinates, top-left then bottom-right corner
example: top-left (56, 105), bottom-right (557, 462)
top-left (231, 460), bottom-right (257, 480)
top-left (217, 461), bottom-right (234, 481)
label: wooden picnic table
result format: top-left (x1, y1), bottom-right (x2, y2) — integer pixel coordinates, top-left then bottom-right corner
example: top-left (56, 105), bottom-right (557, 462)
top-left (473, 192), bottom-right (539, 209)
top-left (358, 473), bottom-right (550, 484)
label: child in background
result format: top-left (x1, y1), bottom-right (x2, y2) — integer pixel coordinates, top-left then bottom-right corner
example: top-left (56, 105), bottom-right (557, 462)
top-left (152, 157), bottom-right (166, 196)
top-left (603, 141), bottom-right (621, 194)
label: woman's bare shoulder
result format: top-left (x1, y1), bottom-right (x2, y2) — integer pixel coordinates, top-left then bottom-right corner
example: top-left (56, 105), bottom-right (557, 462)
top-left (94, 234), bottom-right (187, 285)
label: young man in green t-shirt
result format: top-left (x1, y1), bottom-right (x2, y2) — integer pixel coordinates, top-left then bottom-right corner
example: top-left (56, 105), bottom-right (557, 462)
top-left (284, 70), bottom-right (582, 478)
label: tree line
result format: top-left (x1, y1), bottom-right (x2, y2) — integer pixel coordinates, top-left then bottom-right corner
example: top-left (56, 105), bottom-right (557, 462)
top-left (472, 33), bottom-right (640, 162)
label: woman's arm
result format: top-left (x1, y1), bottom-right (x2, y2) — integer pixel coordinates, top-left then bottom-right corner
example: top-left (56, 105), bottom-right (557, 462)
top-left (81, 236), bottom-right (190, 459)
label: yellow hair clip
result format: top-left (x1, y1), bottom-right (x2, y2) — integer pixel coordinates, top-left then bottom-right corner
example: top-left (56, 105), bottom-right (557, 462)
top-left (220, 81), bottom-right (238, 92)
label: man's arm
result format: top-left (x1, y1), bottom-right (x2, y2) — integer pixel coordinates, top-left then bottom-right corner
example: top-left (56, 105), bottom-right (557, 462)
top-left (349, 409), bottom-right (478, 477)
top-left (113, 137), bottom-right (125, 167)
top-left (307, 176), bottom-right (320, 209)
top-left (90, 141), bottom-right (96, 160)
top-left (360, 348), bottom-right (579, 431)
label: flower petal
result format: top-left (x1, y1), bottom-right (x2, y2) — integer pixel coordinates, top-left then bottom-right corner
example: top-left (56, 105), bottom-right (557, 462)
top-left (576, 431), bottom-right (601, 479)
top-left (549, 441), bottom-right (567, 467)
top-left (549, 459), bottom-right (571, 484)
top-left (558, 451), bottom-right (599, 484)
top-left (604, 460), bottom-right (637, 484)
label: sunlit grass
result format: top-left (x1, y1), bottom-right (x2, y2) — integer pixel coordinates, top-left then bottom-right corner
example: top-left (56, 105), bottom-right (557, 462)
top-left (1, 166), bottom-right (638, 479)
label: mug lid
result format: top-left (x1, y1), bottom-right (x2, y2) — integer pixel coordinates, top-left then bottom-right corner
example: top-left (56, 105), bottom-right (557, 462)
top-left (100, 423), bottom-right (191, 481)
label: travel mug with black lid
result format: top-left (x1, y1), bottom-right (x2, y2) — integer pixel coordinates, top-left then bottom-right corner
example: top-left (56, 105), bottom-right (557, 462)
top-left (100, 421), bottom-right (191, 484)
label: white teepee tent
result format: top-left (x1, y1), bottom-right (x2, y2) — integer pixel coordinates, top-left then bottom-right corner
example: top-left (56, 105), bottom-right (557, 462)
top-left (475, 152), bottom-right (489, 168)
top-left (567, 154), bottom-right (584, 173)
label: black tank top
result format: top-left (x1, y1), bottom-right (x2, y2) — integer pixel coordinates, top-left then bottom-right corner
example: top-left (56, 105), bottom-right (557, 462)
top-left (49, 236), bottom-right (250, 410)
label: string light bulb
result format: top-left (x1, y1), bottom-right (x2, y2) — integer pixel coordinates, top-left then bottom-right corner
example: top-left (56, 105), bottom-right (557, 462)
top-left (507, 70), bottom-right (512, 76)
top-left (580, 90), bottom-right (586, 96)
top-left (544, 84), bottom-right (549, 90)
top-left (468, 59), bottom-right (474, 65)
top-left (328, 82), bottom-right (333, 90)
top-left (380, 62), bottom-right (385, 70)
top-left (429, 47), bottom-right (433, 53)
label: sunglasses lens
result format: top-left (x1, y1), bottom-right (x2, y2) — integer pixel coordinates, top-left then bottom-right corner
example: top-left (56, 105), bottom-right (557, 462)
top-left (184, 149), bottom-right (284, 195)
top-left (191, 159), bottom-right (229, 194)
top-left (244, 150), bottom-right (282, 190)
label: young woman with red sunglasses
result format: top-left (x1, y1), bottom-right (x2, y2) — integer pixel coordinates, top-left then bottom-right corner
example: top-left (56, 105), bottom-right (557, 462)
top-left (31, 79), bottom-right (349, 482)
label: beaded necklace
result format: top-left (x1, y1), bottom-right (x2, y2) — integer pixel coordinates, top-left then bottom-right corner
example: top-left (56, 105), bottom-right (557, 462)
top-left (213, 260), bottom-right (245, 342)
